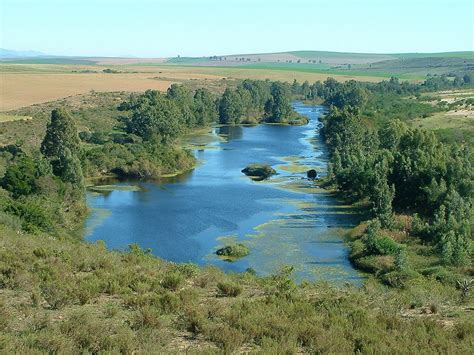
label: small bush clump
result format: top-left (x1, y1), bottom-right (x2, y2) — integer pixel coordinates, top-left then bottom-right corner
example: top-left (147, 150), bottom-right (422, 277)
top-left (216, 243), bottom-right (249, 259)
top-left (217, 281), bottom-right (242, 297)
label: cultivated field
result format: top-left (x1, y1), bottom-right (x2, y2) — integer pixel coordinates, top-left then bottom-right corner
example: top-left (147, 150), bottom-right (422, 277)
top-left (0, 63), bottom-right (384, 110)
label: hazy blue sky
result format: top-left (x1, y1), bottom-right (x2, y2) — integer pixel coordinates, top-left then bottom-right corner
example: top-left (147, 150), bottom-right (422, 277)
top-left (1, 0), bottom-right (473, 57)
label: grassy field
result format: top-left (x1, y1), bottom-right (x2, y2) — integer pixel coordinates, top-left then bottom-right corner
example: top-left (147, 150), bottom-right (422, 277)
top-left (239, 62), bottom-right (425, 80)
top-left (410, 89), bottom-right (474, 146)
top-left (0, 91), bottom-right (130, 151)
top-left (0, 113), bottom-right (32, 122)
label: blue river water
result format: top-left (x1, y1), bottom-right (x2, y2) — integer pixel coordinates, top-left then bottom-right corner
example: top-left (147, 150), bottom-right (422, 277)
top-left (85, 102), bottom-right (364, 284)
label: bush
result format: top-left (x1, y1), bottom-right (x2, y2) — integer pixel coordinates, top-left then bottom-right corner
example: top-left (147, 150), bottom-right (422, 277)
top-left (373, 236), bottom-right (400, 256)
top-left (381, 270), bottom-right (420, 288)
top-left (217, 281), bottom-right (242, 297)
top-left (216, 243), bottom-right (249, 259)
top-left (132, 306), bottom-right (162, 329)
top-left (420, 266), bottom-right (459, 286)
top-left (241, 164), bottom-right (276, 180)
top-left (161, 272), bottom-right (184, 291)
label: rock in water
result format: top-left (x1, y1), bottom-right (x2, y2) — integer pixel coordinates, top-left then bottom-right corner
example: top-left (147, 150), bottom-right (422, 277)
top-left (307, 169), bottom-right (317, 180)
top-left (241, 163), bottom-right (276, 181)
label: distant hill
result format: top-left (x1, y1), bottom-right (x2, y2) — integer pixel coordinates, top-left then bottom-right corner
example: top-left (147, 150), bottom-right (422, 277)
top-left (161, 51), bottom-right (474, 79)
top-left (164, 50), bottom-right (474, 66)
top-left (1, 48), bottom-right (472, 79)
top-left (0, 48), bottom-right (47, 58)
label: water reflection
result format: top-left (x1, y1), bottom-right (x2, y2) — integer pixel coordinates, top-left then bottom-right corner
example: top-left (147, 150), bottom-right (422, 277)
top-left (216, 125), bottom-right (244, 141)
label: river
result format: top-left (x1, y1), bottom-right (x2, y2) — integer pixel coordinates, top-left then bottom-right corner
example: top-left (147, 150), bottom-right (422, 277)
top-left (85, 102), bottom-right (364, 284)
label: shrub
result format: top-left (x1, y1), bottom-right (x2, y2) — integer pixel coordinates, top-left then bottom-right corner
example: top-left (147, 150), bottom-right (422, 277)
top-left (132, 305), bottom-right (162, 329)
top-left (217, 281), bottom-right (242, 297)
top-left (420, 266), bottom-right (458, 286)
top-left (394, 246), bottom-right (409, 271)
top-left (381, 270), bottom-right (420, 288)
top-left (216, 243), bottom-right (249, 259)
top-left (161, 272), bottom-right (184, 291)
top-left (241, 163), bottom-right (276, 180)
top-left (40, 281), bottom-right (75, 310)
top-left (158, 291), bottom-right (179, 313)
top-left (364, 230), bottom-right (400, 256)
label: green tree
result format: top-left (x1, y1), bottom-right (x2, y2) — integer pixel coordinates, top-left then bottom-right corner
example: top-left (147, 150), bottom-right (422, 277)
top-left (265, 82), bottom-right (292, 123)
top-left (301, 81), bottom-right (311, 98)
top-left (1, 155), bottom-right (40, 198)
top-left (369, 156), bottom-right (395, 228)
top-left (193, 88), bottom-right (217, 126)
top-left (40, 109), bottom-right (83, 184)
top-left (41, 109), bottom-right (80, 161)
top-left (166, 84), bottom-right (196, 127)
top-left (219, 88), bottom-right (243, 124)
top-left (126, 91), bottom-right (182, 142)
top-left (55, 148), bottom-right (84, 186)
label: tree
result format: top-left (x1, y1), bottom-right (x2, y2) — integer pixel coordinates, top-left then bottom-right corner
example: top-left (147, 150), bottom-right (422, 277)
top-left (379, 119), bottom-right (408, 151)
top-left (125, 91), bottom-right (182, 142)
top-left (1, 155), bottom-right (39, 198)
top-left (41, 109), bottom-right (80, 161)
top-left (166, 84), bottom-right (196, 127)
top-left (218, 88), bottom-right (243, 124)
top-left (193, 88), bottom-right (217, 126)
top-left (55, 148), bottom-right (84, 186)
top-left (369, 156), bottom-right (395, 228)
top-left (41, 109), bottom-right (83, 184)
top-left (265, 82), bottom-right (292, 123)
top-left (301, 81), bottom-right (311, 99)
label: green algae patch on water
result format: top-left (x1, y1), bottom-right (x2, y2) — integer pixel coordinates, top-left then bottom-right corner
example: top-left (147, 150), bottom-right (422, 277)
top-left (88, 185), bottom-right (143, 193)
top-left (276, 163), bottom-right (313, 174)
top-left (180, 128), bottom-right (223, 150)
top-left (84, 207), bottom-right (111, 236)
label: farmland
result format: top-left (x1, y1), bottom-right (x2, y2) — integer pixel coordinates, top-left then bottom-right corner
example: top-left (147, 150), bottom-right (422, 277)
top-left (1, 50), bottom-right (472, 110)
top-left (0, 63), bottom-right (383, 111)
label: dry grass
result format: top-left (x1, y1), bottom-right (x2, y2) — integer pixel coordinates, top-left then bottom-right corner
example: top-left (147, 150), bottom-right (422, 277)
top-left (0, 73), bottom-right (175, 111)
top-left (412, 111), bottom-right (474, 131)
top-left (0, 113), bottom-right (32, 122)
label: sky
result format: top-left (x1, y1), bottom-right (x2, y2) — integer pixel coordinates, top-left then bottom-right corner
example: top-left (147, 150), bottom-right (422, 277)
top-left (1, 0), bottom-right (473, 57)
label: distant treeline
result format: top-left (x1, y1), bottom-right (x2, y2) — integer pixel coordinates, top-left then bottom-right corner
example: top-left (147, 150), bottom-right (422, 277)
top-left (291, 72), bottom-right (473, 100)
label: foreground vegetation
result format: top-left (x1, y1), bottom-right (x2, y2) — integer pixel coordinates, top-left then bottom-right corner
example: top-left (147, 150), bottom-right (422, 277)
top-left (1, 225), bottom-right (472, 353)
